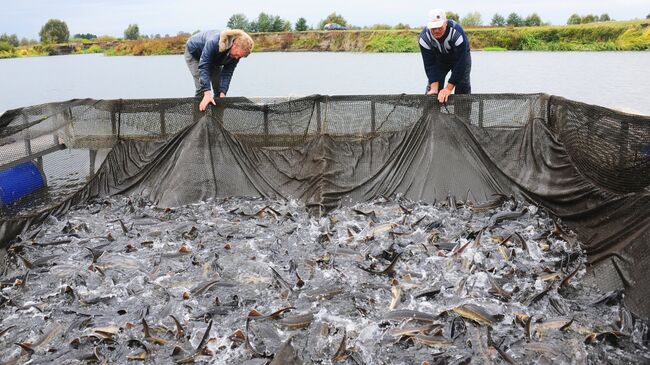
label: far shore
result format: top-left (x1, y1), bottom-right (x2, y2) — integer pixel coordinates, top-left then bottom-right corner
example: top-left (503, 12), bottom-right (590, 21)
top-left (1, 20), bottom-right (649, 59)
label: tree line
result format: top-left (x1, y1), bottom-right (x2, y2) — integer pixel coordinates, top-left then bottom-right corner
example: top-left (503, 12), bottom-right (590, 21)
top-left (227, 12), bottom-right (355, 32)
top-left (484, 12), bottom-right (544, 27)
top-left (227, 11), bottom-right (624, 30)
top-left (451, 12), bottom-right (615, 27)
top-left (0, 19), bottom-right (196, 49)
top-left (566, 13), bottom-right (613, 25)
top-left (2, 11), bottom-right (648, 51)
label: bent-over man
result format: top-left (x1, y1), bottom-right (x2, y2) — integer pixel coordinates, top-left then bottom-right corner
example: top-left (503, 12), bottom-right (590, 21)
top-left (419, 9), bottom-right (471, 104)
top-left (185, 29), bottom-right (254, 111)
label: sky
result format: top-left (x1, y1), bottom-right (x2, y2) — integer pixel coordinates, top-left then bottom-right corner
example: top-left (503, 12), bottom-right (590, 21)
top-left (1, 0), bottom-right (649, 39)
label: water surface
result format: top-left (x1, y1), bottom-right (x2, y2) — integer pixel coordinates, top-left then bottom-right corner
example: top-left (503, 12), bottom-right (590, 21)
top-left (1, 52), bottom-right (649, 115)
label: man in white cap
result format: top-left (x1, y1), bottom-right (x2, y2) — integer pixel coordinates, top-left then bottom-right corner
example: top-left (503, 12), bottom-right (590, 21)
top-left (418, 9), bottom-right (471, 104)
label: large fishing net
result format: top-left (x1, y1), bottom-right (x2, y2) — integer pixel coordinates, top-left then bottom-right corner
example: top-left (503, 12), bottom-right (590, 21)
top-left (0, 94), bottom-right (649, 362)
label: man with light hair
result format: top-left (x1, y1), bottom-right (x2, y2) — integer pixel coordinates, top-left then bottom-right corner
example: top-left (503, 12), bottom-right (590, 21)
top-left (185, 29), bottom-right (254, 111)
top-left (419, 9), bottom-right (471, 104)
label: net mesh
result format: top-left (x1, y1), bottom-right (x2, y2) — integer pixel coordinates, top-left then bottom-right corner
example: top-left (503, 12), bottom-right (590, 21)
top-left (2, 94), bottom-right (648, 216)
top-left (550, 97), bottom-right (650, 193)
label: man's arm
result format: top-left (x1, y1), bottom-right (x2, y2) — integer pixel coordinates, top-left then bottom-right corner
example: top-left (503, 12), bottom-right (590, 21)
top-left (420, 44), bottom-right (441, 94)
top-left (428, 81), bottom-right (440, 95)
top-left (438, 28), bottom-right (470, 103)
top-left (197, 37), bottom-right (220, 111)
top-left (197, 38), bottom-right (219, 94)
top-left (218, 59), bottom-right (239, 96)
top-left (448, 31), bottom-right (470, 86)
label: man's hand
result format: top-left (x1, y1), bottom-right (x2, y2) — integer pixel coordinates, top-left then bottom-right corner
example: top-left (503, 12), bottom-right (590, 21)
top-left (437, 84), bottom-right (455, 103)
top-left (426, 82), bottom-right (439, 96)
top-left (437, 89), bottom-right (451, 103)
top-left (199, 91), bottom-right (216, 112)
top-left (219, 92), bottom-right (226, 98)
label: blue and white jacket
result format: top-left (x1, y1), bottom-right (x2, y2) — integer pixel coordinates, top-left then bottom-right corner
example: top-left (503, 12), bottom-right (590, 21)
top-left (418, 20), bottom-right (471, 86)
top-left (186, 30), bottom-right (238, 95)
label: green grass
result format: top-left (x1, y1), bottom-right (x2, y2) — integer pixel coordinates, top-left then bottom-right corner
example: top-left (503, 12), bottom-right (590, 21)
top-left (365, 33), bottom-right (419, 52)
top-left (292, 37), bottom-right (319, 49)
top-left (80, 44), bottom-right (103, 54)
top-left (0, 44), bottom-right (49, 58)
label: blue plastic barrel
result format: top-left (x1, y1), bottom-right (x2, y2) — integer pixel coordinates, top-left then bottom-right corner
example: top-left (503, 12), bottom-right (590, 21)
top-left (0, 161), bottom-right (46, 207)
top-left (642, 145), bottom-right (650, 157)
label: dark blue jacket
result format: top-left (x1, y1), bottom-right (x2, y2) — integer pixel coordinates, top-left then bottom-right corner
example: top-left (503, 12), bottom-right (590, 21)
top-left (418, 20), bottom-right (471, 86)
top-left (186, 30), bottom-right (239, 95)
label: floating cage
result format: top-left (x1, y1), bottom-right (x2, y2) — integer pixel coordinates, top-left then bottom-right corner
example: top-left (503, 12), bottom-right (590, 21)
top-left (1, 93), bottom-right (649, 321)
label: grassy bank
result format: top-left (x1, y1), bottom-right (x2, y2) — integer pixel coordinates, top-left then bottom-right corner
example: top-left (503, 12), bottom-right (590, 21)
top-left (468, 20), bottom-right (650, 51)
top-left (104, 36), bottom-right (187, 56)
top-left (253, 20), bottom-right (650, 52)
top-left (0, 36), bottom-right (186, 58)
top-left (1, 20), bottom-right (648, 59)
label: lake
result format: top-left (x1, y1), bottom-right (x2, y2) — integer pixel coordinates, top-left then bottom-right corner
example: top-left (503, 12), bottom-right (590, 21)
top-left (1, 51), bottom-right (649, 115)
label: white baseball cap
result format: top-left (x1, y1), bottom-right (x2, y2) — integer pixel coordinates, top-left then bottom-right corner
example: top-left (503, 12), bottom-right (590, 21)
top-left (427, 9), bottom-right (447, 29)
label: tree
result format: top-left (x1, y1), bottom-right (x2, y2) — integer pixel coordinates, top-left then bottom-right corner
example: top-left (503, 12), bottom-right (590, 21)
top-left (581, 14), bottom-right (597, 24)
top-left (369, 24), bottom-right (392, 30)
top-left (227, 13), bottom-right (249, 30)
top-left (567, 14), bottom-right (582, 25)
top-left (254, 13), bottom-right (273, 32)
top-left (271, 16), bottom-right (285, 31)
top-left (490, 14), bottom-right (506, 27)
top-left (245, 13), bottom-right (290, 32)
top-left (461, 12), bottom-right (482, 27)
top-left (446, 11), bottom-right (460, 22)
top-left (319, 12), bottom-right (348, 29)
top-left (0, 33), bottom-right (19, 47)
top-left (506, 13), bottom-right (523, 27)
top-left (647, 13), bottom-right (650, 19)
top-left (124, 24), bottom-right (140, 40)
top-left (393, 23), bottom-right (410, 30)
top-left (19, 38), bottom-right (38, 46)
top-left (599, 13), bottom-right (611, 22)
top-left (39, 19), bottom-right (70, 44)
top-left (73, 33), bottom-right (97, 40)
top-left (524, 13), bottom-right (542, 26)
top-left (295, 17), bottom-right (308, 31)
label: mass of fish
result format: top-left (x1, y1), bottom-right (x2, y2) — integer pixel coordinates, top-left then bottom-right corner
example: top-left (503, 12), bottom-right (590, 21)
top-left (0, 193), bottom-right (648, 364)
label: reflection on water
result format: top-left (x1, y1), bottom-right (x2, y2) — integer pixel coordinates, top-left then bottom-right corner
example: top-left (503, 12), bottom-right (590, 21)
top-left (43, 148), bottom-right (110, 194)
top-left (0, 148), bottom-right (110, 218)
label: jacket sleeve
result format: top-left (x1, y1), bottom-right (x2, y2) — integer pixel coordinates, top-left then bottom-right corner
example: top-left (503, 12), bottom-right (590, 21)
top-left (448, 31), bottom-right (470, 86)
top-left (197, 37), bottom-right (219, 94)
top-left (218, 59), bottom-right (239, 95)
top-left (420, 44), bottom-right (441, 85)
